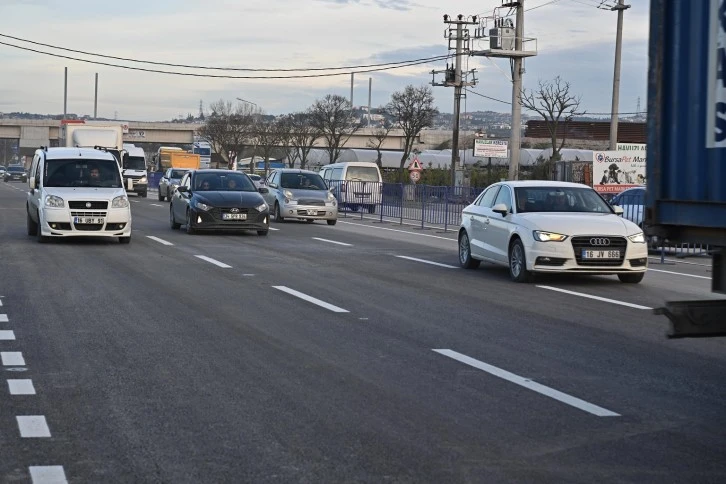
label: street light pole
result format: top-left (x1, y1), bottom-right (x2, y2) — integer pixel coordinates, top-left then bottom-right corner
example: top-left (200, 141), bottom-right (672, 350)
top-left (609, 0), bottom-right (630, 150)
top-left (236, 97), bottom-right (259, 173)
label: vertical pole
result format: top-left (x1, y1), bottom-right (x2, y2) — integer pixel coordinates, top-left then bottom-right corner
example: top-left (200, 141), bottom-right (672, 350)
top-left (450, 21), bottom-right (464, 187)
top-left (609, 0), bottom-right (627, 150)
top-left (350, 73), bottom-right (354, 108)
top-left (508, 1), bottom-right (524, 181)
top-left (94, 73), bottom-right (99, 119)
top-left (63, 67), bottom-right (68, 118)
top-left (368, 77), bottom-right (372, 127)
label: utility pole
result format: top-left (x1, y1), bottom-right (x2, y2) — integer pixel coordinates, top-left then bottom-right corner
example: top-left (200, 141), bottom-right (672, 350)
top-left (63, 67), bottom-right (68, 119)
top-left (431, 14), bottom-right (478, 186)
top-left (471, 1), bottom-right (537, 180)
top-left (609, 0), bottom-right (630, 150)
top-left (368, 77), bottom-right (372, 127)
top-left (93, 73), bottom-right (98, 119)
top-left (350, 73), bottom-right (354, 108)
top-left (508, 0), bottom-right (524, 180)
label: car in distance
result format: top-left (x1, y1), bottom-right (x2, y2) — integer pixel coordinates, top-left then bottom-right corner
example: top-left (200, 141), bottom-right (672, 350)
top-left (170, 169), bottom-right (270, 235)
top-left (458, 181), bottom-right (648, 283)
top-left (262, 169), bottom-right (338, 225)
top-left (158, 168), bottom-right (190, 201)
top-left (4, 165), bottom-right (28, 183)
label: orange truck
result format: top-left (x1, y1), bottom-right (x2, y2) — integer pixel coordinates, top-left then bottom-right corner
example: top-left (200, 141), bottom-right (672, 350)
top-left (153, 147), bottom-right (201, 172)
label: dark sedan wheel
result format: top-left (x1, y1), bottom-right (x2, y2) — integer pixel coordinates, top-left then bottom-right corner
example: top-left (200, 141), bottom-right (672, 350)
top-left (185, 210), bottom-right (195, 234)
top-left (257, 230), bottom-right (269, 236)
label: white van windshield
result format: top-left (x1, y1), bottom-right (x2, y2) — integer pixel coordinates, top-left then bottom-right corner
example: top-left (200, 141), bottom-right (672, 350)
top-left (345, 166), bottom-right (379, 182)
top-left (44, 159), bottom-right (122, 188)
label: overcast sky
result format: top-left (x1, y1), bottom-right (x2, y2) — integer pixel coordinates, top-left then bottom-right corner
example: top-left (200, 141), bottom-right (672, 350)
top-left (0, 0), bottom-right (649, 122)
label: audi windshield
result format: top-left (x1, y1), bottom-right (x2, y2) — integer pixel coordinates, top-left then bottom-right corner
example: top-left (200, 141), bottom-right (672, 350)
top-left (515, 186), bottom-right (614, 214)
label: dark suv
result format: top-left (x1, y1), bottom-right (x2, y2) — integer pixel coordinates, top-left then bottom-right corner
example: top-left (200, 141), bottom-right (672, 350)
top-left (3, 165), bottom-right (27, 183)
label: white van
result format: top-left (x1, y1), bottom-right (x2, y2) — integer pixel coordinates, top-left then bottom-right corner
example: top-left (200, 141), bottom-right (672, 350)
top-left (122, 143), bottom-right (149, 197)
top-left (318, 161), bottom-right (383, 213)
top-left (26, 147), bottom-right (132, 243)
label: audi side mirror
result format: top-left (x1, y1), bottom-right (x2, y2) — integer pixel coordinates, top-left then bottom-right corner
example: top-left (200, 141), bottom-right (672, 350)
top-left (492, 203), bottom-right (509, 217)
top-left (612, 205), bottom-right (624, 216)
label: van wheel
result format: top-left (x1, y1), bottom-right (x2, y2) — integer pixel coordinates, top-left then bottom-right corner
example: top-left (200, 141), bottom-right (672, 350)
top-left (327, 219), bottom-right (337, 226)
top-left (27, 207), bottom-right (38, 236)
top-left (36, 211), bottom-right (47, 243)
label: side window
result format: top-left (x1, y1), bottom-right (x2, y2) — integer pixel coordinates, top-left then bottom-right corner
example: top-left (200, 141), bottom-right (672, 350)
top-left (331, 167), bottom-right (343, 180)
top-left (181, 173), bottom-right (190, 188)
top-left (477, 185), bottom-right (500, 208)
top-left (31, 155), bottom-right (41, 184)
top-left (493, 185), bottom-right (512, 211)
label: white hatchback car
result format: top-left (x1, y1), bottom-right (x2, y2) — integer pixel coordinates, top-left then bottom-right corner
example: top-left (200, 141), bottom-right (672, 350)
top-left (458, 181), bottom-right (648, 283)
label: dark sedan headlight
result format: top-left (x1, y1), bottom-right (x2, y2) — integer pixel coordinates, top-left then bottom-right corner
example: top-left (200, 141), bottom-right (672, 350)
top-left (193, 200), bottom-right (213, 211)
top-left (256, 202), bottom-right (268, 212)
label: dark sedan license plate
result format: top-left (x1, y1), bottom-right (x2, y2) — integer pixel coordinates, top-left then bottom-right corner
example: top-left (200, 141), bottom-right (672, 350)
top-left (222, 213), bottom-right (247, 220)
top-left (582, 249), bottom-right (620, 259)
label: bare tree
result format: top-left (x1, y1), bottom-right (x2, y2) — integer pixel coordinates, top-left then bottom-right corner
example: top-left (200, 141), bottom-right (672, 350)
top-left (386, 85), bottom-right (437, 180)
top-left (284, 112), bottom-right (322, 170)
top-left (520, 76), bottom-right (584, 162)
top-left (366, 119), bottom-right (393, 168)
top-left (199, 99), bottom-right (260, 169)
top-left (309, 94), bottom-right (361, 164)
top-left (254, 117), bottom-right (287, 176)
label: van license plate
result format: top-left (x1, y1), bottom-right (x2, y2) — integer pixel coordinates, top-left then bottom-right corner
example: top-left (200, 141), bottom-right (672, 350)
top-left (74, 217), bottom-right (104, 224)
top-left (306, 209), bottom-right (317, 215)
top-left (582, 250), bottom-right (620, 259)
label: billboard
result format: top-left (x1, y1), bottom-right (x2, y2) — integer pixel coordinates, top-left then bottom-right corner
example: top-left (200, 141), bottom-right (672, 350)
top-left (473, 139), bottom-right (508, 158)
top-left (592, 150), bottom-right (646, 194)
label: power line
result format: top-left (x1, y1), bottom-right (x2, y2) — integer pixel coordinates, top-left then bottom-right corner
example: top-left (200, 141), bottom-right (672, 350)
top-left (0, 32), bottom-right (447, 73)
top-left (464, 88), bottom-right (511, 105)
top-left (0, 40), bottom-right (451, 79)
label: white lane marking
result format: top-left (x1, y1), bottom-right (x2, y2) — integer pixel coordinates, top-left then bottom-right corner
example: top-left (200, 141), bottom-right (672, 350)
top-left (1, 352), bottom-right (25, 366)
top-left (648, 268), bottom-right (711, 280)
top-left (433, 349), bottom-right (620, 417)
top-left (339, 220), bottom-right (458, 242)
top-left (272, 286), bottom-right (350, 313)
top-left (648, 257), bottom-right (710, 267)
top-left (150, 203), bottom-right (164, 207)
top-left (395, 255), bottom-right (458, 269)
top-left (0, 299), bottom-right (3, 307)
top-left (536, 285), bottom-right (652, 310)
top-left (130, 200), bottom-right (139, 203)
top-left (242, 274), bottom-right (255, 277)
top-left (194, 255), bottom-right (232, 269)
top-left (29, 466), bottom-right (68, 484)
top-left (17, 416), bottom-right (51, 437)
top-left (269, 227), bottom-right (280, 231)
top-left (312, 237), bottom-right (352, 247)
top-left (0, 330), bottom-right (16, 340)
top-left (0, 314), bottom-right (8, 322)
top-left (146, 235), bottom-right (174, 246)
top-left (8, 379), bottom-right (36, 395)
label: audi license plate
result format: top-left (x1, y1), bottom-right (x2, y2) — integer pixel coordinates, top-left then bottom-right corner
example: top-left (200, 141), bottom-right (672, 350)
top-left (582, 249), bottom-right (620, 259)
top-left (222, 213), bottom-right (246, 220)
top-left (74, 217), bottom-right (104, 224)
top-left (306, 209), bottom-right (318, 215)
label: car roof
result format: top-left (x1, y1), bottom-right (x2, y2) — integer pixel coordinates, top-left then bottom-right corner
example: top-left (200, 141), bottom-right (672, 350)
top-left (40, 147), bottom-right (118, 161)
top-left (496, 180), bottom-right (592, 188)
top-left (273, 169), bottom-right (319, 174)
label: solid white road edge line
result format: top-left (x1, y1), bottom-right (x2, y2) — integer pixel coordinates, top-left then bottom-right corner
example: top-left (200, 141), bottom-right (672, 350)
top-left (312, 237), bottom-right (352, 247)
top-left (268, 227), bottom-right (280, 231)
top-left (338, 221), bottom-right (457, 242)
top-left (536, 285), bottom-right (652, 310)
top-left (272, 286), bottom-right (350, 313)
top-left (1, 352), bottom-right (25, 366)
top-left (8, 379), bottom-right (36, 395)
top-left (146, 236), bottom-right (174, 246)
top-left (648, 257), bottom-right (710, 267)
top-left (395, 255), bottom-right (458, 269)
top-left (0, 330), bottom-right (16, 340)
top-left (17, 416), bottom-right (51, 438)
top-left (194, 255), bottom-right (232, 269)
top-left (648, 268), bottom-right (711, 280)
top-left (150, 203), bottom-right (164, 207)
top-left (433, 349), bottom-right (620, 417)
top-left (29, 466), bottom-right (68, 484)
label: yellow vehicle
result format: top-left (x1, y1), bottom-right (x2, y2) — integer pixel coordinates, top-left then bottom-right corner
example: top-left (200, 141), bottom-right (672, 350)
top-left (153, 147), bottom-right (201, 171)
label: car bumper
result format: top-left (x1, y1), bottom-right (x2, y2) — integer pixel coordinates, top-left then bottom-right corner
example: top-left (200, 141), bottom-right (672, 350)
top-left (281, 202), bottom-right (338, 220)
top-left (40, 207), bottom-right (132, 237)
top-left (4, 176), bottom-right (27, 182)
top-left (190, 208), bottom-right (270, 231)
top-left (526, 239), bottom-right (648, 274)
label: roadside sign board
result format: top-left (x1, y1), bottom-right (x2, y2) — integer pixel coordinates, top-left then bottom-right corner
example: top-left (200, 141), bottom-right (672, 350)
top-left (474, 139), bottom-right (508, 158)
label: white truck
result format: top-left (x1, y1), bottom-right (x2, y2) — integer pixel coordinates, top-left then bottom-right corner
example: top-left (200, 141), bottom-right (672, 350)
top-left (122, 143), bottom-right (149, 197)
top-left (59, 120), bottom-right (147, 197)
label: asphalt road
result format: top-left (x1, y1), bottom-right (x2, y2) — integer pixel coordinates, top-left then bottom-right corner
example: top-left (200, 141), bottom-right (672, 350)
top-left (1, 182), bottom-right (725, 483)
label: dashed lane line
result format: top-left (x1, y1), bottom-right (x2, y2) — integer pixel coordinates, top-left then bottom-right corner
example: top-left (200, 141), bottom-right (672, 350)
top-left (0, 330), bottom-right (16, 340)
top-left (1, 352), bottom-right (25, 366)
top-left (29, 466), bottom-right (68, 484)
top-left (272, 286), bottom-right (350, 313)
top-left (338, 220), bottom-right (457, 242)
top-left (648, 268), bottom-right (711, 280)
top-left (537, 285), bottom-right (652, 310)
top-left (312, 237), bottom-right (353, 247)
top-left (17, 416), bottom-right (51, 438)
top-left (395, 255), bottom-right (458, 269)
top-left (146, 235), bottom-right (174, 246)
top-left (194, 255), bottom-right (232, 269)
top-left (8, 379), bottom-right (36, 395)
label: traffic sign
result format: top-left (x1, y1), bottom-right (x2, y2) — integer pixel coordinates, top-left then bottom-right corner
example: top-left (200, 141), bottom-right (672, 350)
top-left (408, 156), bottom-right (423, 171)
top-left (409, 170), bottom-right (421, 182)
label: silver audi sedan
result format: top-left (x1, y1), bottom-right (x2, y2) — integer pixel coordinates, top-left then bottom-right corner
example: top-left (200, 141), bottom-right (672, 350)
top-left (262, 169), bottom-right (338, 225)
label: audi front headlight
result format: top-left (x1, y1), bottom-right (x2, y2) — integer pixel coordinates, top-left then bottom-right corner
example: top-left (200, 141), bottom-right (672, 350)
top-left (533, 230), bottom-right (568, 242)
top-left (44, 195), bottom-right (65, 208)
top-left (628, 232), bottom-right (646, 244)
top-left (112, 195), bottom-right (129, 208)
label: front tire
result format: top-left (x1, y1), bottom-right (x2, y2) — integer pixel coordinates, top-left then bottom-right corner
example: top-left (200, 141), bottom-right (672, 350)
top-left (509, 238), bottom-right (532, 282)
top-left (158, 190), bottom-right (164, 201)
top-left (27, 208), bottom-right (38, 236)
top-left (274, 203), bottom-right (284, 222)
top-left (170, 206), bottom-right (181, 230)
top-left (36, 211), bottom-right (48, 243)
top-left (185, 210), bottom-right (195, 234)
top-left (618, 272), bottom-right (645, 284)
top-left (257, 230), bottom-right (268, 236)
top-left (327, 219), bottom-right (337, 226)
top-left (119, 236), bottom-right (131, 244)
top-left (458, 231), bottom-right (480, 269)
top-left (140, 191), bottom-right (147, 198)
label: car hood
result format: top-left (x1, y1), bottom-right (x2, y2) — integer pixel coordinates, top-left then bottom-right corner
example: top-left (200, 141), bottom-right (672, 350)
top-left (42, 187), bottom-right (127, 200)
top-left (517, 212), bottom-right (640, 236)
top-left (194, 190), bottom-right (264, 208)
top-left (285, 188), bottom-right (330, 200)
